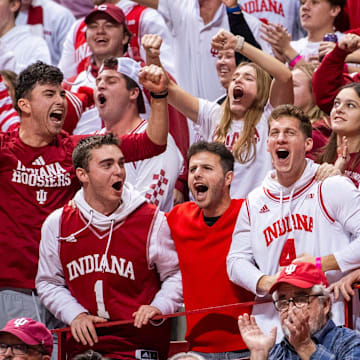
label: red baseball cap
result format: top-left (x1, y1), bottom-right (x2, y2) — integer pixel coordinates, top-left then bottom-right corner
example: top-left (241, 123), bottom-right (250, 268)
top-left (85, 4), bottom-right (126, 25)
top-left (269, 262), bottom-right (329, 294)
top-left (0, 318), bottom-right (53, 355)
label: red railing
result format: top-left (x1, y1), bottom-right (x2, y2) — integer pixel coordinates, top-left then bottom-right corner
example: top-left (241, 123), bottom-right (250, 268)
top-left (51, 298), bottom-right (271, 360)
top-left (52, 288), bottom-right (360, 360)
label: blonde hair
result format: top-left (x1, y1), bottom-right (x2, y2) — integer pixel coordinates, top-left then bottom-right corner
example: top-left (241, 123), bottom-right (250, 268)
top-left (293, 63), bottom-right (327, 122)
top-left (213, 62), bottom-right (271, 163)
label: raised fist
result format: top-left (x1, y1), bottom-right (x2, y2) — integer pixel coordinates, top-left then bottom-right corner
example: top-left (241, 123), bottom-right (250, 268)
top-left (338, 33), bottom-right (360, 53)
top-left (141, 34), bottom-right (162, 57)
top-left (139, 64), bottom-right (168, 93)
top-left (211, 29), bottom-right (237, 51)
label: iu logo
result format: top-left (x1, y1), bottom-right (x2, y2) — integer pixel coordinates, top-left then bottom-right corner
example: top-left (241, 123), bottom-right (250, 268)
top-left (36, 189), bottom-right (48, 205)
top-left (14, 318), bottom-right (28, 328)
top-left (210, 47), bottom-right (218, 57)
top-left (285, 263), bottom-right (297, 275)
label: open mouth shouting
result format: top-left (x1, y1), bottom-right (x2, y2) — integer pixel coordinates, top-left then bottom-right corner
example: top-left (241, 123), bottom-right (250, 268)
top-left (97, 93), bottom-right (107, 107)
top-left (233, 87), bottom-right (244, 101)
top-left (112, 181), bottom-right (123, 192)
top-left (49, 109), bottom-right (64, 123)
top-left (276, 149), bottom-right (290, 160)
top-left (194, 183), bottom-right (208, 201)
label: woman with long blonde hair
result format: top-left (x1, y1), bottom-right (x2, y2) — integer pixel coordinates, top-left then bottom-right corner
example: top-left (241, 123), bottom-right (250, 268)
top-left (142, 30), bottom-right (293, 198)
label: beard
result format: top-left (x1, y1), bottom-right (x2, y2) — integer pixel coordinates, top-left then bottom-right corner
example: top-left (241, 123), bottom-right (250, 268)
top-left (281, 309), bottom-right (328, 339)
top-left (309, 309), bottom-right (327, 335)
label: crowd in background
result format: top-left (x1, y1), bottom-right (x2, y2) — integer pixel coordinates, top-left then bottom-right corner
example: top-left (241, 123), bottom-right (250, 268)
top-left (2, 0), bottom-right (360, 359)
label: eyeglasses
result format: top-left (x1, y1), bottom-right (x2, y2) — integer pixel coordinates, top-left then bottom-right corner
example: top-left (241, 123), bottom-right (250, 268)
top-left (273, 294), bottom-right (322, 312)
top-left (0, 344), bottom-right (45, 356)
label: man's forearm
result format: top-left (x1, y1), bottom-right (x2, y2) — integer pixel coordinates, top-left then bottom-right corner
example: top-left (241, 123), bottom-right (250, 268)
top-left (146, 96), bottom-right (168, 145)
top-left (320, 254), bottom-right (339, 272)
top-left (131, 0), bottom-right (159, 9)
top-left (256, 274), bottom-right (278, 294)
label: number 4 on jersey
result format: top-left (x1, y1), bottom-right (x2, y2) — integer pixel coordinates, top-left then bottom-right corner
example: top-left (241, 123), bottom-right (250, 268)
top-left (279, 238), bottom-right (296, 266)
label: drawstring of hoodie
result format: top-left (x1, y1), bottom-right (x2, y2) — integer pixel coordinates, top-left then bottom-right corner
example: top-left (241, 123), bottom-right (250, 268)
top-left (57, 210), bottom-right (94, 242)
top-left (57, 209), bottom-right (115, 272)
top-left (288, 187), bottom-right (296, 237)
top-left (102, 219), bottom-right (114, 272)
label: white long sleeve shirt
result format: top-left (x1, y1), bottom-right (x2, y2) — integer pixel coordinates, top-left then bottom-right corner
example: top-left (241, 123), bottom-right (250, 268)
top-left (157, 0), bottom-right (272, 102)
top-left (16, 0), bottom-right (75, 65)
top-left (227, 160), bottom-right (360, 339)
top-left (0, 26), bottom-right (51, 73)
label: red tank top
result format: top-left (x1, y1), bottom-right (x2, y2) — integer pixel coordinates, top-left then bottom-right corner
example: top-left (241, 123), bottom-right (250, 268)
top-left (59, 203), bottom-right (171, 359)
top-left (167, 200), bottom-right (254, 352)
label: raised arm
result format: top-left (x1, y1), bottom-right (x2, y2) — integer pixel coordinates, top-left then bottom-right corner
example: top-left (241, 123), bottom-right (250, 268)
top-left (312, 33), bottom-right (360, 114)
top-left (139, 64), bottom-right (169, 145)
top-left (142, 34), bottom-right (200, 123)
top-left (131, 0), bottom-right (159, 9)
top-left (212, 29), bottom-right (293, 107)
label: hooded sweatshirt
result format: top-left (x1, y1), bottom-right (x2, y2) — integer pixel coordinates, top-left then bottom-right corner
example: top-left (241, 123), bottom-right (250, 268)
top-left (227, 159), bottom-right (360, 340)
top-left (36, 183), bottom-right (182, 326)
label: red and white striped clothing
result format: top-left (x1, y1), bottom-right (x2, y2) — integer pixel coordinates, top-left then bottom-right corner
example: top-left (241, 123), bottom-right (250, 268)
top-left (0, 75), bottom-right (19, 132)
top-left (124, 120), bottom-right (183, 212)
top-left (58, 1), bottom-right (175, 78)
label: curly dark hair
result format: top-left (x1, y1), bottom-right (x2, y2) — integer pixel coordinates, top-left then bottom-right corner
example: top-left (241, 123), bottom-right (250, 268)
top-left (15, 61), bottom-right (63, 113)
top-left (72, 133), bottom-right (122, 171)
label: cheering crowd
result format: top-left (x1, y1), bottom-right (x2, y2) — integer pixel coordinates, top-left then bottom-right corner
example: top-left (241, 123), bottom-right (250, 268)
top-left (2, 0), bottom-right (360, 359)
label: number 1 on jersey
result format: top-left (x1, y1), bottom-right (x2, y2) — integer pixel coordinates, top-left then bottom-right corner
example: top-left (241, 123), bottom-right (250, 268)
top-left (279, 238), bottom-right (296, 266)
top-left (94, 280), bottom-right (110, 319)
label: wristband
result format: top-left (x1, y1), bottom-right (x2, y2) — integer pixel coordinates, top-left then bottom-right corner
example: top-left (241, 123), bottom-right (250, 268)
top-left (235, 35), bottom-right (245, 52)
top-left (150, 90), bottom-right (168, 99)
top-left (226, 5), bottom-right (241, 13)
top-left (288, 54), bottom-right (302, 68)
top-left (315, 257), bottom-right (322, 271)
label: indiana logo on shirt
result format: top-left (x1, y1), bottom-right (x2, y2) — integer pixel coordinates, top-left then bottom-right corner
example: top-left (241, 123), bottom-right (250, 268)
top-left (36, 189), bottom-right (48, 205)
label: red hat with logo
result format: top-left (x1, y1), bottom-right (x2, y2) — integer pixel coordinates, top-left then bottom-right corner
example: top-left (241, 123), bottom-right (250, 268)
top-left (269, 262), bottom-right (329, 294)
top-left (85, 4), bottom-right (126, 25)
top-left (0, 318), bottom-right (53, 355)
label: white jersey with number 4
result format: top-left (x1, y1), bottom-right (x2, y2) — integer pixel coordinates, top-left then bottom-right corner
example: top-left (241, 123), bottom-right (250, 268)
top-left (227, 159), bottom-right (360, 340)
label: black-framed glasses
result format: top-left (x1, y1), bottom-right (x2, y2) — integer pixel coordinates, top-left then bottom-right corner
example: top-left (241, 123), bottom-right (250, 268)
top-left (273, 294), bottom-right (322, 312)
top-left (0, 344), bottom-right (45, 356)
